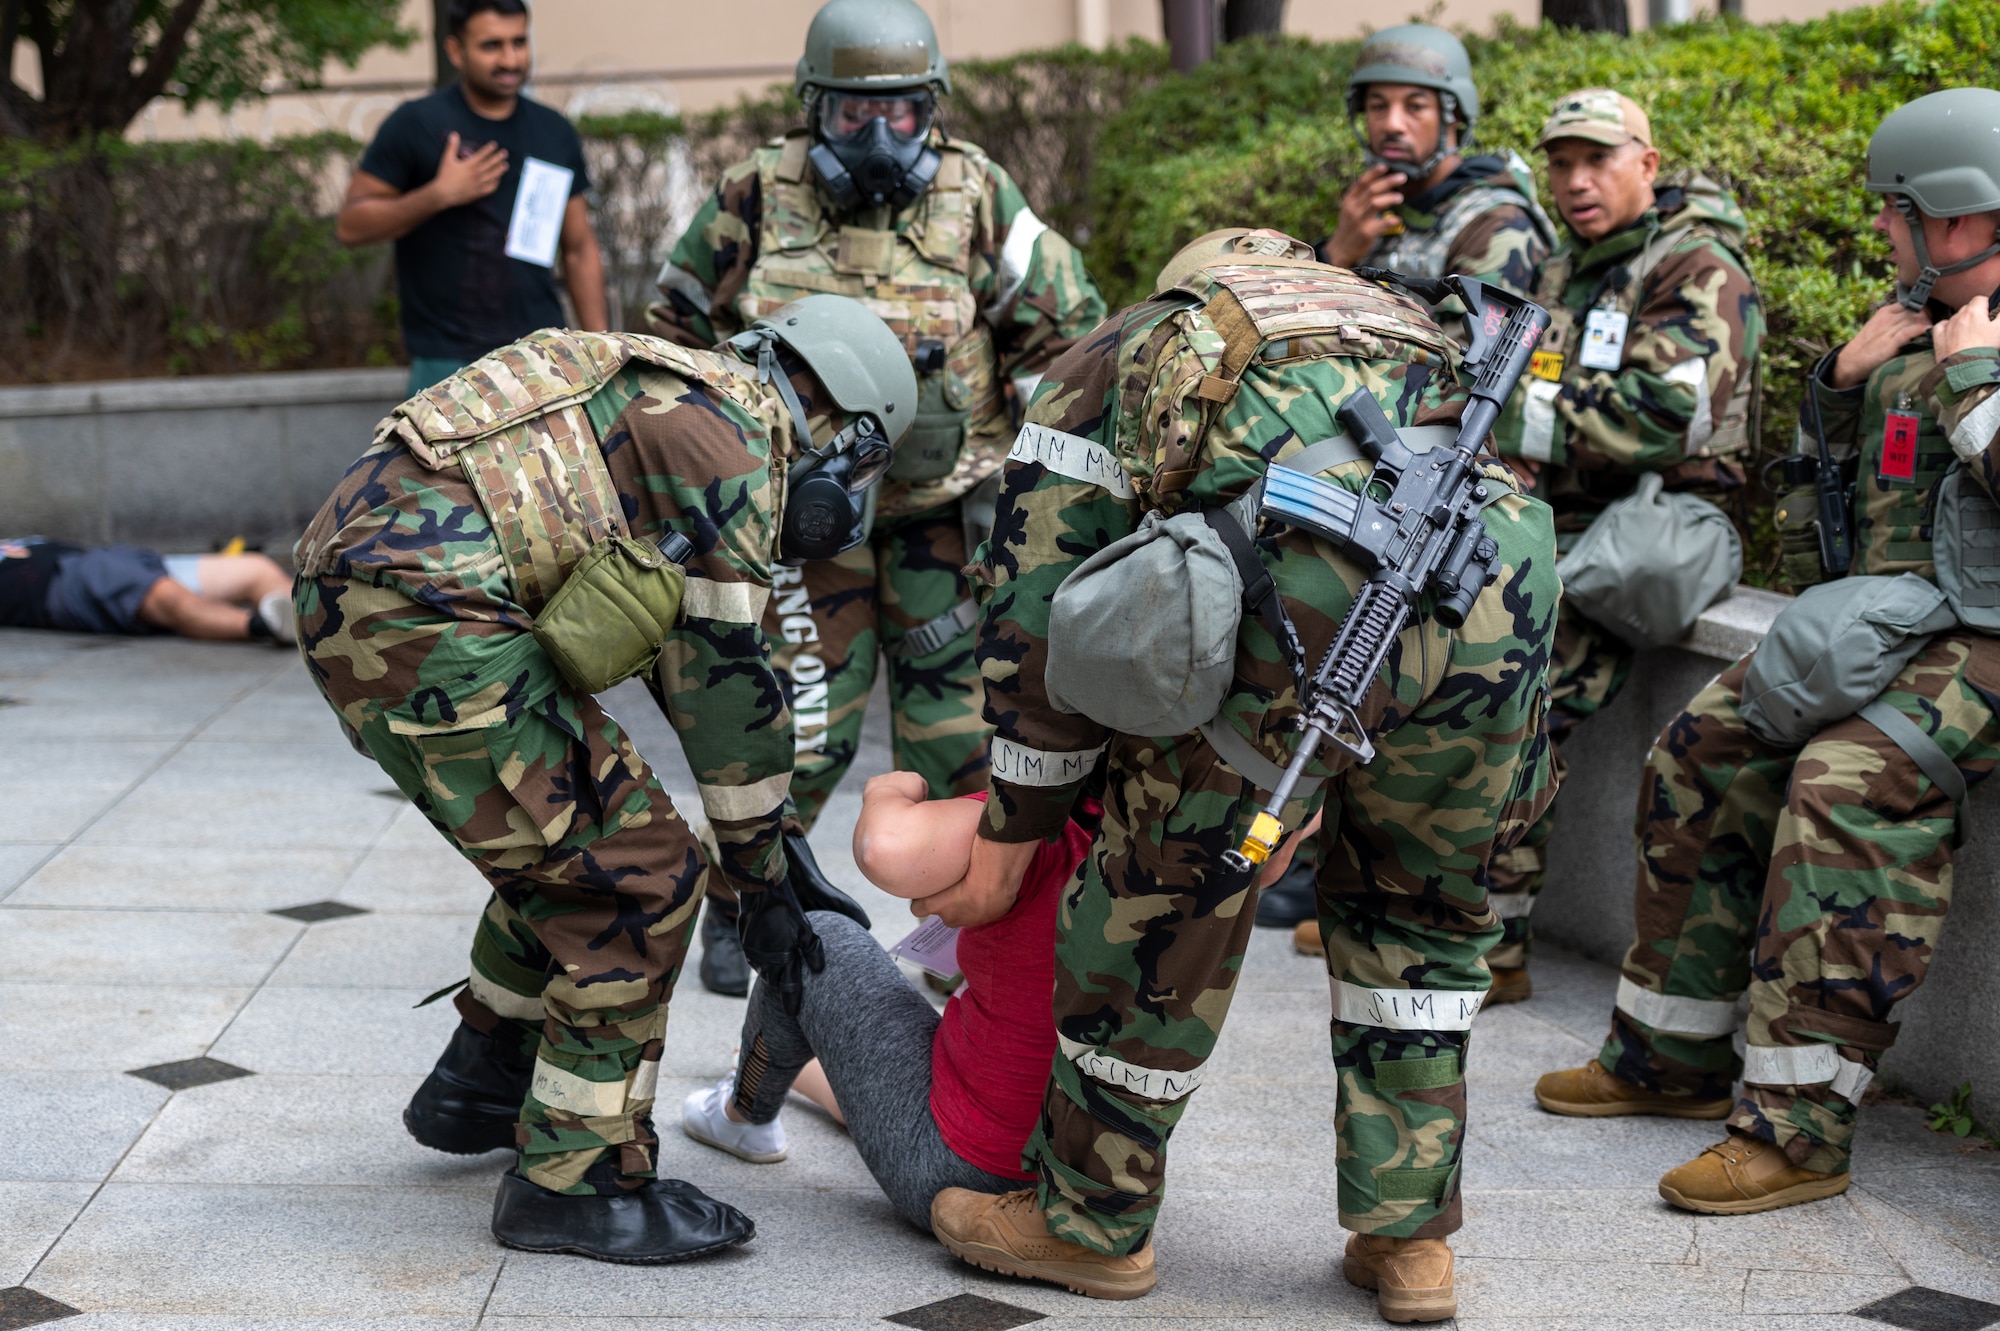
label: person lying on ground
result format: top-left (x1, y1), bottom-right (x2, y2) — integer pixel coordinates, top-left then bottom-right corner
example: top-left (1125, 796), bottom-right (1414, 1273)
top-left (680, 768), bottom-right (1309, 1231)
top-left (0, 538), bottom-right (296, 643)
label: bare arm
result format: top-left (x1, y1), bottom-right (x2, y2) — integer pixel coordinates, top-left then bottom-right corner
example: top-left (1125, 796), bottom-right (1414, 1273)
top-left (559, 193), bottom-right (608, 331)
top-left (335, 132), bottom-right (508, 247)
top-left (852, 772), bottom-right (987, 899)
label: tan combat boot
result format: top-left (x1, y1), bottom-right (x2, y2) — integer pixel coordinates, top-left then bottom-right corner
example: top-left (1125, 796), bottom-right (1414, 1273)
top-left (1657, 1132), bottom-right (1851, 1214)
top-left (1293, 919), bottom-right (1325, 956)
top-left (1487, 965), bottom-right (1532, 1005)
top-left (931, 1188), bottom-right (1156, 1299)
top-left (1535, 1061), bottom-right (1732, 1118)
top-left (1342, 1233), bottom-right (1456, 1323)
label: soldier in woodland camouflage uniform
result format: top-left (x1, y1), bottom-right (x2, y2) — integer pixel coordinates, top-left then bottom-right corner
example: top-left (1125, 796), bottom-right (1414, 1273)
top-left (294, 297), bottom-right (913, 1261)
top-left (648, 0), bottom-right (1105, 993)
top-left (1536, 88), bottom-right (2000, 1216)
top-left (919, 230), bottom-right (1560, 1322)
top-left (1484, 90), bottom-right (1765, 997)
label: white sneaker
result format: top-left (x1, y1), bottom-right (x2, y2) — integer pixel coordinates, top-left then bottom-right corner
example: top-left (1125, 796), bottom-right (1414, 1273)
top-left (681, 1074), bottom-right (786, 1163)
top-left (257, 590), bottom-right (298, 645)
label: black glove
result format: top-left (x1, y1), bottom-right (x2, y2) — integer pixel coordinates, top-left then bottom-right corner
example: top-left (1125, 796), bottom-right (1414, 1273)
top-left (736, 875), bottom-right (824, 1017)
top-left (784, 832), bottom-right (871, 930)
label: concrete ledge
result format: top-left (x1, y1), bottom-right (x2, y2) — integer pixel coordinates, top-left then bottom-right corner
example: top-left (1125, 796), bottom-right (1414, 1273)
top-left (0, 368), bottom-right (408, 419)
top-left (1538, 584), bottom-right (1997, 1120)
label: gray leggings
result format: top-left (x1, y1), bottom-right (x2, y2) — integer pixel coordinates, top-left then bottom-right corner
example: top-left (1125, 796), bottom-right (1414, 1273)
top-left (732, 912), bottom-right (1022, 1231)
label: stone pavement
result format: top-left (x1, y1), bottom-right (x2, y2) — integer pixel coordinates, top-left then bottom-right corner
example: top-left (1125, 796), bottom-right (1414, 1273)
top-left (2, 627), bottom-right (1997, 1331)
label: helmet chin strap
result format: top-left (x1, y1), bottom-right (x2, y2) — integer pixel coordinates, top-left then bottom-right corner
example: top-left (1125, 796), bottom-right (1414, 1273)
top-left (733, 329), bottom-right (819, 455)
top-left (1893, 193), bottom-right (2000, 311)
top-left (1356, 92), bottom-right (1463, 181)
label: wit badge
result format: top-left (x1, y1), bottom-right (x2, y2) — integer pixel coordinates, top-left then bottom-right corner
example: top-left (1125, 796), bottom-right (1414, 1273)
top-left (504, 157), bottom-right (573, 268)
top-left (1579, 309), bottom-right (1630, 372)
top-left (888, 916), bottom-right (961, 981)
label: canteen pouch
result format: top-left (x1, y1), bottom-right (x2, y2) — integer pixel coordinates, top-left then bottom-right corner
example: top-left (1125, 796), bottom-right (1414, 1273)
top-left (531, 535), bottom-right (689, 695)
top-left (1045, 499), bottom-right (1253, 737)
top-left (1738, 573), bottom-right (1957, 749)
top-left (892, 361), bottom-right (971, 482)
top-left (1557, 471), bottom-right (1742, 648)
top-left (1931, 460), bottom-right (2000, 634)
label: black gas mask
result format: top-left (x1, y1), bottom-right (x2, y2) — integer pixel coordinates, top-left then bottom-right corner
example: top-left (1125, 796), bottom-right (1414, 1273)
top-left (807, 88), bottom-right (941, 212)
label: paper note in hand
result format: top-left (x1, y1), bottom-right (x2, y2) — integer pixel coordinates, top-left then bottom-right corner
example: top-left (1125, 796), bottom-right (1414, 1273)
top-left (888, 916), bottom-right (961, 980)
top-left (505, 157), bottom-right (573, 268)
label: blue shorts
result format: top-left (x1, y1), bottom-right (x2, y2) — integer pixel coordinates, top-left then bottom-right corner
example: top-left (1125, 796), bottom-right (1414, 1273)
top-left (43, 545), bottom-right (172, 635)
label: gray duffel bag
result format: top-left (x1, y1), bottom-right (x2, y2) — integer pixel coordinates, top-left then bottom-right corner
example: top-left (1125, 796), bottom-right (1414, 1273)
top-left (1557, 471), bottom-right (1742, 649)
top-left (1739, 573), bottom-right (1957, 749)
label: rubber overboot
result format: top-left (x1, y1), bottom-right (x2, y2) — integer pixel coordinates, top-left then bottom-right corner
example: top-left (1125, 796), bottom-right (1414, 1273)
top-left (1342, 1233), bottom-right (1456, 1323)
top-left (403, 1019), bottom-right (533, 1155)
top-left (1534, 1061), bottom-right (1733, 1119)
top-left (931, 1188), bottom-right (1156, 1299)
top-left (1657, 1132), bottom-right (1852, 1215)
top-left (1293, 919), bottom-right (1325, 957)
top-left (1255, 858), bottom-right (1317, 928)
top-left (490, 1168), bottom-right (755, 1263)
top-left (1487, 965), bottom-right (1532, 1005)
top-left (698, 899), bottom-right (749, 998)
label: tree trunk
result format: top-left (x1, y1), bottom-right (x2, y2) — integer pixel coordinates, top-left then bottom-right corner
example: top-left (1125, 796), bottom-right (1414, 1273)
top-left (1543, 0), bottom-right (1629, 32)
top-left (1161, 0), bottom-right (1217, 72)
top-left (1222, 0), bottom-right (1286, 39)
top-left (431, 0), bottom-right (455, 86)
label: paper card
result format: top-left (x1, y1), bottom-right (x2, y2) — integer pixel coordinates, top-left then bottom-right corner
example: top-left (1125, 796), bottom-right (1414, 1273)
top-left (1579, 309), bottom-right (1630, 372)
top-left (888, 916), bottom-right (962, 980)
top-left (505, 156), bottom-right (573, 268)
top-left (1880, 412), bottom-right (1920, 482)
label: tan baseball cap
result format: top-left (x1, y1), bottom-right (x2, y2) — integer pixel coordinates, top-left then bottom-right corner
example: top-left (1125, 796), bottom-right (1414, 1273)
top-left (1536, 88), bottom-right (1653, 149)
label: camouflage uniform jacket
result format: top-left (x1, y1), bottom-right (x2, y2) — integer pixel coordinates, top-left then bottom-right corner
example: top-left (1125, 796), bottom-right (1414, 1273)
top-left (647, 129), bottom-right (1107, 517)
top-left (1360, 151), bottom-right (1557, 344)
top-left (295, 331), bottom-right (807, 892)
top-left (1491, 177), bottom-right (1765, 532)
top-left (972, 259), bottom-right (1557, 841)
top-left (1800, 320), bottom-right (2000, 582)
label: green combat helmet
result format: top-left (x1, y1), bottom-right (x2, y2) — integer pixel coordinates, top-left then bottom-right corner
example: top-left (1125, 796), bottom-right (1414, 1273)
top-left (1344, 23), bottom-right (1480, 176)
top-left (1867, 86), bottom-right (2000, 309)
top-left (728, 294), bottom-right (919, 561)
top-left (795, 0), bottom-right (950, 210)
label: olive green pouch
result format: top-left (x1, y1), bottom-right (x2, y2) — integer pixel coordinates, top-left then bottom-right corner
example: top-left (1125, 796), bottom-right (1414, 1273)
top-left (531, 535), bottom-right (689, 695)
top-left (1774, 482), bottom-right (1829, 590)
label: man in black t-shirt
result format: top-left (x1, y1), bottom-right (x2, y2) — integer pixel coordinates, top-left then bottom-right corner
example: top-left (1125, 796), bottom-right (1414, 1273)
top-left (337, 0), bottom-right (606, 394)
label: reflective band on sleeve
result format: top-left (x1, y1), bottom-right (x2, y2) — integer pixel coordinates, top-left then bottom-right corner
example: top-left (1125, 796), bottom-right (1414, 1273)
top-left (1489, 892), bottom-right (1536, 920)
top-left (654, 260), bottom-right (713, 316)
top-left (989, 207), bottom-right (1050, 317)
top-left (1664, 356), bottom-right (1713, 452)
top-left (1520, 378), bottom-right (1561, 463)
top-left (1333, 979), bottom-right (1484, 1032)
top-left (531, 1057), bottom-right (631, 1116)
top-left (1008, 424), bottom-right (1136, 498)
top-left (1059, 1034), bottom-right (1204, 1101)
top-left (468, 967), bottom-right (546, 1022)
top-left (681, 578), bottom-right (770, 624)
top-left (1951, 389), bottom-right (2000, 462)
top-left (1615, 976), bottom-right (1739, 1039)
top-left (990, 736), bottom-right (1105, 787)
top-left (1742, 1042), bottom-right (1874, 1102)
top-left (697, 770), bottom-right (790, 823)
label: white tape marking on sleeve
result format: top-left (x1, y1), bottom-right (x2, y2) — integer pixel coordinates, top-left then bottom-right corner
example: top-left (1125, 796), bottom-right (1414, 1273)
top-left (1012, 372), bottom-right (1045, 404)
top-left (1333, 979), bottom-right (1485, 1032)
top-left (988, 207), bottom-right (1050, 318)
top-left (654, 260), bottom-right (713, 316)
top-left (531, 1057), bottom-right (631, 1117)
top-left (468, 968), bottom-right (547, 1022)
top-left (989, 736), bottom-right (1106, 787)
top-left (1664, 356), bottom-right (1713, 452)
top-left (1951, 389), bottom-right (2000, 462)
top-left (680, 578), bottom-right (770, 624)
top-left (1615, 976), bottom-right (1740, 1039)
top-left (1489, 892), bottom-right (1537, 920)
top-left (698, 769), bottom-right (791, 823)
top-left (1008, 423), bottom-right (1136, 498)
top-left (1742, 1042), bottom-right (1874, 1101)
top-left (1520, 377), bottom-right (1561, 463)
top-left (1060, 1035), bottom-right (1204, 1101)
top-left (629, 1057), bottom-right (661, 1104)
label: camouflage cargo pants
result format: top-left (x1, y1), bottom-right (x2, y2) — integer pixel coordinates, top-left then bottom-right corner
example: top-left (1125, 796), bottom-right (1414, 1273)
top-left (1601, 633), bottom-right (2000, 1174)
top-left (299, 575), bottom-right (705, 1196)
top-left (1487, 600), bottom-right (1632, 968)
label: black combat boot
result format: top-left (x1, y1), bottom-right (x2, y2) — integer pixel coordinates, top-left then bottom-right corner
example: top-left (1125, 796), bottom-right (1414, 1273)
top-left (698, 898), bottom-right (750, 997)
top-left (403, 1019), bottom-right (534, 1155)
top-left (1254, 857), bottom-right (1318, 929)
top-left (491, 1168), bottom-right (755, 1263)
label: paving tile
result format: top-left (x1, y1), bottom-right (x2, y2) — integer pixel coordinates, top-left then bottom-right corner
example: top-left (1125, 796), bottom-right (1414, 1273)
top-left (0, 984), bottom-right (251, 1073)
top-left (125, 1058), bottom-right (254, 1092)
top-left (80, 787), bottom-right (397, 850)
top-left (0, 1284), bottom-right (82, 1329)
top-left (1854, 1165), bottom-right (2000, 1265)
top-left (0, 785), bottom-right (136, 843)
top-left (1744, 1270), bottom-right (1916, 1316)
top-left (147, 740), bottom-right (382, 795)
top-left (1854, 1106), bottom-right (1992, 1175)
top-left (0, 1181), bottom-right (96, 1287)
top-left (203, 985), bottom-right (464, 1077)
top-left (1850, 1285), bottom-right (2000, 1331)
top-left (0, 1071), bottom-right (168, 1182)
top-left (336, 842), bottom-right (492, 915)
top-left (269, 901), bottom-right (371, 923)
top-left (1462, 1318), bottom-right (1878, 1330)
top-left (61, 1319), bottom-right (472, 1330)
top-left (1849, 1190), bottom-right (2000, 1305)
top-left (374, 805), bottom-right (454, 851)
top-left (1454, 1256), bottom-right (1749, 1319)
top-left (0, 699), bottom-right (222, 741)
top-left (1458, 1187), bottom-right (1698, 1263)
top-left (0, 846), bottom-right (60, 900)
top-left (481, 1321), bottom-right (888, 1331)
top-left (882, 1292), bottom-right (1048, 1330)
top-left (1464, 1099), bottom-right (1729, 1191)
top-left (197, 677), bottom-right (359, 745)
top-left (7, 846), bottom-right (359, 912)
top-left (0, 740), bottom-right (175, 790)
top-left (264, 914), bottom-right (470, 989)
top-left (29, 1184), bottom-right (501, 1317)
top-left (0, 909), bottom-right (299, 987)
top-left (111, 1074), bottom-right (502, 1189)
top-left (1693, 1193), bottom-right (1903, 1274)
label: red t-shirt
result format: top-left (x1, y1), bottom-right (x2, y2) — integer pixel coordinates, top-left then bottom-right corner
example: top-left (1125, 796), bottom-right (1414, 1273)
top-left (928, 798), bottom-right (1094, 1180)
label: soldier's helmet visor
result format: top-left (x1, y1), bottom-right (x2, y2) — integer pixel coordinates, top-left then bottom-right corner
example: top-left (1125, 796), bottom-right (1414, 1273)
top-left (820, 89), bottom-right (934, 142)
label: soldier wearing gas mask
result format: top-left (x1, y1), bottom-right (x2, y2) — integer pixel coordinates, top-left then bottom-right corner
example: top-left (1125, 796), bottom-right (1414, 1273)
top-left (649, 0), bottom-right (1106, 996)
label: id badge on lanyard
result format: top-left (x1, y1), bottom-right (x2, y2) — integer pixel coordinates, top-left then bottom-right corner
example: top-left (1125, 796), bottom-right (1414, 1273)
top-left (1879, 412), bottom-right (1920, 483)
top-left (1579, 309), bottom-right (1629, 372)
